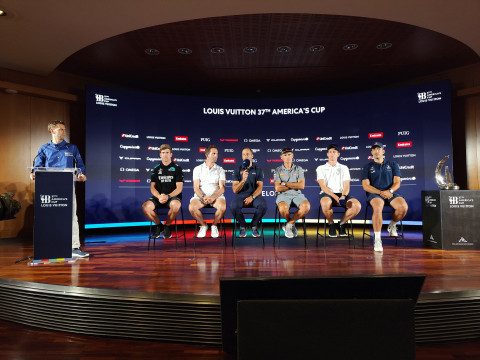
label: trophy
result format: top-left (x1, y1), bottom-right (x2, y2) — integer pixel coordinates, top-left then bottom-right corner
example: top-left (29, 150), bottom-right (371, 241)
top-left (435, 155), bottom-right (460, 190)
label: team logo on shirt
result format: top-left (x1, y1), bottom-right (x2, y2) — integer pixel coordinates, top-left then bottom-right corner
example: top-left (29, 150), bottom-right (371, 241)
top-left (65, 152), bottom-right (73, 157)
top-left (168, 167), bottom-right (176, 171)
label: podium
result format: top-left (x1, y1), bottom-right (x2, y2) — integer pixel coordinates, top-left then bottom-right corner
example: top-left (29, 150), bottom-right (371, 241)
top-left (32, 168), bottom-right (77, 262)
top-left (422, 190), bottom-right (480, 250)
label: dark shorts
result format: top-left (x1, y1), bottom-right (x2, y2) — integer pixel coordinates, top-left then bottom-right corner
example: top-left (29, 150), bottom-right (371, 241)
top-left (148, 196), bottom-right (181, 210)
top-left (366, 192), bottom-right (403, 205)
top-left (319, 192), bottom-right (355, 202)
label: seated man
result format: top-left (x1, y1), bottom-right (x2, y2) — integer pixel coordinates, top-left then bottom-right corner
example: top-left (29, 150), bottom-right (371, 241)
top-left (274, 147), bottom-right (311, 238)
top-left (142, 144), bottom-right (184, 239)
top-left (230, 147), bottom-right (267, 237)
top-left (189, 145), bottom-right (226, 238)
top-left (361, 141), bottom-right (408, 252)
top-left (317, 144), bottom-right (361, 237)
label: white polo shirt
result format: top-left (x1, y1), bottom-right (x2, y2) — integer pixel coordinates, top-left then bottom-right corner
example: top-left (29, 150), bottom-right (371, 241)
top-left (316, 162), bottom-right (351, 194)
top-left (193, 162), bottom-right (226, 197)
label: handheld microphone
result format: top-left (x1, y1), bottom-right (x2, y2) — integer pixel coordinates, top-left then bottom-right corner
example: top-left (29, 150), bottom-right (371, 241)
top-left (241, 159), bottom-right (251, 170)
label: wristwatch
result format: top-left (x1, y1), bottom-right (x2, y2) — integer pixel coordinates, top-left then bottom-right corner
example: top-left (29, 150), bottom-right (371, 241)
top-left (389, 189), bottom-right (394, 194)
top-left (281, 182), bottom-right (286, 186)
top-left (252, 195), bottom-right (256, 200)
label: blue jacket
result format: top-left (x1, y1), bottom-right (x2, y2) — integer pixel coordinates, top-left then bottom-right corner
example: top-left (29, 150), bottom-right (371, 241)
top-left (34, 140), bottom-right (86, 174)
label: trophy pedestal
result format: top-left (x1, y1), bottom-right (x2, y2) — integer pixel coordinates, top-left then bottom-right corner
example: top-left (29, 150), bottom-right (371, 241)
top-left (422, 190), bottom-right (480, 250)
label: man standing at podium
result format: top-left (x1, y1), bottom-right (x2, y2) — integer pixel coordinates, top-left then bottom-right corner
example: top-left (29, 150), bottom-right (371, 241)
top-left (31, 120), bottom-right (89, 258)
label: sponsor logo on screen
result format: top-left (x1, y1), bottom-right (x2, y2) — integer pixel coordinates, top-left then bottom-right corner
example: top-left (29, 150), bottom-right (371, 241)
top-left (315, 147), bottom-right (327, 152)
top-left (316, 136), bottom-right (332, 141)
top-left (339, 135), bottom-right (360, 139)
top-left (95, 93), bottom-right (118, 107)
top-left (146, 157), bottom-right (161, 162)
top-left (200, 138), bottom-right (210, 142)
top-left (121, 133), bottom-right (139, 138)
top-left (173, 158), bottom-right (190, 162)
top-left (349, 168), bottom-right (362, 171)
top-left (172, 148), bottom-right (191, 151)
top-left (294, 159), bottom-right (309, 162)
top-left (397, 141), bottom-right (412, 148)
top-left (175, 136), bottom-right (188, 142)
top-left (270, 179), bottom-right (275, 184)
top-left (220, 138), bottom-right (238, 142)
top-left (119, 156), bottom-right (141, 161)
top-left (223, 158), bottom-right (236, 163)
top-left (39, 194), bottom-right (69, 208)
top-left (244, 139), bottom-right (261, 142)
top-left (120, 168), bottom-right (139, 172)
top-left (148, 146), bottom-right (160, 150)
top-left (267, 149), bottom-right (282, 153)
top-left (120, 145), bottom-right (140, 150)
top-left (399, 165), bottom-right (415, 170)
top-left (119, 179), bottom-right (140, 183)
top-left (340, 156), bottom-right (360, 161)
top-left (291, 137), bottom-right (308, 142)
top-left (266, 138), bottom-right (286, 142)
top-left (266, 159), bottom-right (283, 162)
top-left (199, 147), bottom-right (206, 153)
top-left (224, 148), bottom-right (234, 153)
top-left (294, 148), bottom-right (310, 151)
top-left (398, 131), bottom-right (410, 136)
top-left (146, 135), bottom-right (167, 140)
top-left (369, 132), bottom-right (383, 138)
top-left (393, 154), bottom-right (416, 158)
top-left (368, 156), bottom-right (373, 160)
top-left (417, 90), bottom-right (442, 104)
top-left (341, 146), bottom-right (358, 150)
top-left (401, 177), bottom-right (416, 181)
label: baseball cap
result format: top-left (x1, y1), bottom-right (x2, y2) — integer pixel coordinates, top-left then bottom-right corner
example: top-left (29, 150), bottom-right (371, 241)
top-left (371, 141), bottom-right (384, 149)
top-left (327, 144), bottom-right (339, 151)
top-left (281, 147), bottom-right (293, 155)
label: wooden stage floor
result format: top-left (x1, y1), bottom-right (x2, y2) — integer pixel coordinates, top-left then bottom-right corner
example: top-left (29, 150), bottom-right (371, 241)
top-left (1, 226), bottom-right (480, 296)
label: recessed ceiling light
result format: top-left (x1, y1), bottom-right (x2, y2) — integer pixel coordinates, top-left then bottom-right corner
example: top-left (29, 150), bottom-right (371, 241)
top-left (277, 46), bottom-right (291, 53)
top-left (343, 44), bottom-right (358, 51)
top-left (309, 45), bottom-right (325, 52)
top-left (243, 46), bottom-right (257, 54)
top-left (178, 48), bottom-right (192, 55)
top-left (145, 48), bottom-right (159, 56)
top-left (210, 47), bottom-right (225, 54)
top-left (0, 9), bottom-right (6, 16)
top-left (376, 42), bottom-right (392, 50)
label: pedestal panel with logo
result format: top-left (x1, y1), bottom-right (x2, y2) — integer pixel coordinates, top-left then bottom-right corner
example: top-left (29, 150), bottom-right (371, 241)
top-left (33, 169), bottom-right (75, 261)
top-left (422, 190), bottom-right (480, 250)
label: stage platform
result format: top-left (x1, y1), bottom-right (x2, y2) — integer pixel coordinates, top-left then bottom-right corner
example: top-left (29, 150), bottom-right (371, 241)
top-left (1, 226), bottom-right (480, 347)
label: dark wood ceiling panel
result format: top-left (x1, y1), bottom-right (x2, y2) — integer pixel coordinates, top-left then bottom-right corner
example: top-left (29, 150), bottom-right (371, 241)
top-left (57, 13), bottom-right (479, 97)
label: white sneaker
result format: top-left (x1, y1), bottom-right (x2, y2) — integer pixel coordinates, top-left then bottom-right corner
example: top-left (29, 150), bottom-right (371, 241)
top-left (387, 224), bottom-right (398, 237)
top-left (374, 238), bottom-right (383, 252)
top-left (284, 224), bottom-right (294, 238)
top-left (211, 225), bottom-right (219, 238)
top-left (197, 225), bottom-right (208, 238)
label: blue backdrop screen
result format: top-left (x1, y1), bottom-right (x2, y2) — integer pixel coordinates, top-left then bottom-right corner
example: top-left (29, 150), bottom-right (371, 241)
top-left (85, 81), bottom-right (452, 228)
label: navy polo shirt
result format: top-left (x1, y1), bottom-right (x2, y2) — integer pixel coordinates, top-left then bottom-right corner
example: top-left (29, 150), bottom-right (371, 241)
top-left (232, 165), bottom-right (264, 195)
top-left (361, 159), bottom-right (401, 193)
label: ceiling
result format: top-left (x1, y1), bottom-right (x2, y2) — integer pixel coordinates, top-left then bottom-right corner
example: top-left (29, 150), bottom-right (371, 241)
top-left (1, 0), bottom-right (479, 97)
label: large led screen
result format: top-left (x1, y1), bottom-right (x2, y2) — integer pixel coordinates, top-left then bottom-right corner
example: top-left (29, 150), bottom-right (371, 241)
top-left (85, 81), bottom-right (452, 228)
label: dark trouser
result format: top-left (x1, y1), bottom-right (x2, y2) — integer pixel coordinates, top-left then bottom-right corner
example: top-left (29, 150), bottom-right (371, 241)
top-left (230, 194), bottom-right (267, 228)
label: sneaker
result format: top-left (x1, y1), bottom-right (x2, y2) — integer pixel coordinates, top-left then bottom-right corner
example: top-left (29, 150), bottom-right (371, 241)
top-left (163, 225), bottom-right (172, 239)
top-left (251, 227), bottom-right (260, 238)
top-left (374, 238), bottom-right (383, 252)
top-left (292, 224), bottom-right (298, 237)
top-left (338, 222), bottom-right (348, 237)
top-left (153, 223), bottom-right (164, 239)
top-left (328, 223), bottom-right (337, 237)
top-left (239, 227), bottom-right (247, 237)
top-left (211, 225), bottom-right (219, 238)
top-left (72, 248), bottom-right (89, 258)
top-left (197, 225), bottom-right (208, 238)
top-left (284, 223), bottom-right (294, 238)
top-left (388, 224), bottom-right (398, 237)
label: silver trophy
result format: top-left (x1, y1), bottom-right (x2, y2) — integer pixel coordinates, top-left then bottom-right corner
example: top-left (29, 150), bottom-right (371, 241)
top-left (435, 155), bottom-right (460, 190)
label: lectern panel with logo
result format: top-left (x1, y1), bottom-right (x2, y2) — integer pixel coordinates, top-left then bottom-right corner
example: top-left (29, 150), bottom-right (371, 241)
top-left (422, 190), bottom-right (480, 250)
top-left (34, 170), bottom-right (74, 260)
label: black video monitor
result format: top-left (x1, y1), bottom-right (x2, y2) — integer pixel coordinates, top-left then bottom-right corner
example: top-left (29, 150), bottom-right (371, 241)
top-left (219, 274), bottom-right (426, 355)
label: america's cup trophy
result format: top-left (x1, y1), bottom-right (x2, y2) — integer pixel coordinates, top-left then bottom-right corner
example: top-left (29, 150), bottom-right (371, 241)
top-left (435, 155), bottom-right (460, 190)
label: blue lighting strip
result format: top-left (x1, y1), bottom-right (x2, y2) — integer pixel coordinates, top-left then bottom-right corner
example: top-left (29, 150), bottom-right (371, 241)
top-left (85, 219), bottom-right (422, 229)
